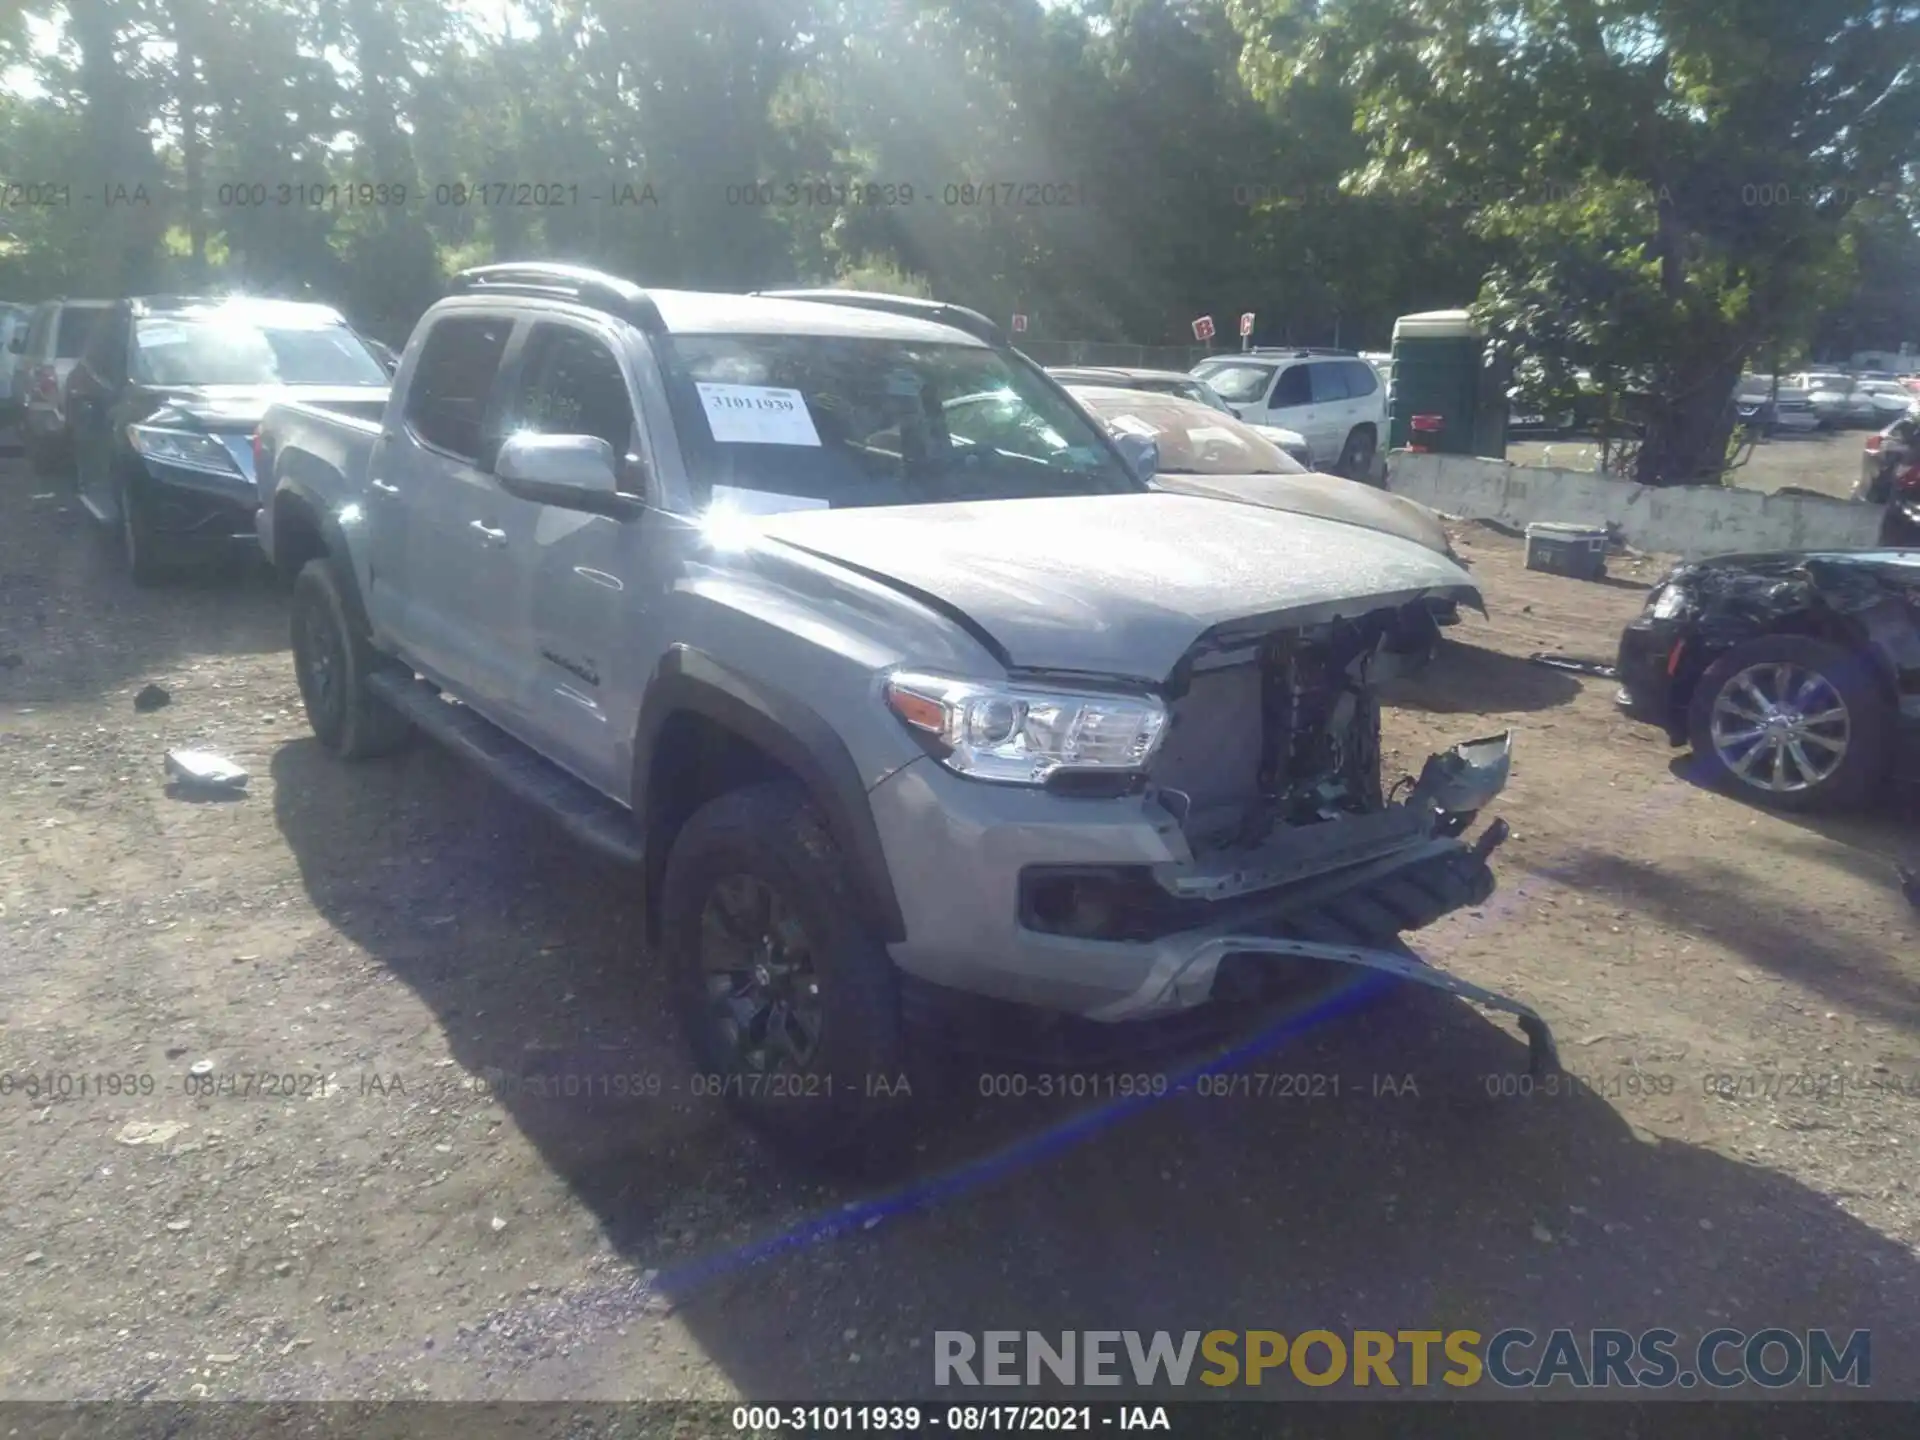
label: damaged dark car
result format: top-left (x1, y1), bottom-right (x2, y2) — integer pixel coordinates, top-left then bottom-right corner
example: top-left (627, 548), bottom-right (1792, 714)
top-left (1617, 551), bottom-right (1920, 811)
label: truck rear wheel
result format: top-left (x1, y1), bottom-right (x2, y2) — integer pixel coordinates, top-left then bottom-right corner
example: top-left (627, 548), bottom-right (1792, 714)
top-left (660, 780), bottom-right (910, 1161)
top-left (291, 559), bottom-right (413, 759)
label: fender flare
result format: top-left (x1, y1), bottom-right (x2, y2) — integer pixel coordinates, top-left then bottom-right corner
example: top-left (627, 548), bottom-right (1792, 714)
top-left (633, 647), bottom-right (907, 943)
top-left (270, 481), bottom-right (373, 638)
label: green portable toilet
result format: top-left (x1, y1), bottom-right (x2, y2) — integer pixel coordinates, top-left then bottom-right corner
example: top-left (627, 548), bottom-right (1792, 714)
top-left (1388, 309), bottom-right (1505, 458)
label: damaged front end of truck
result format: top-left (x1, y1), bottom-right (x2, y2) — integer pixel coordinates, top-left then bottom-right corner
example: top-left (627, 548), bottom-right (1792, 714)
top-left (1022, 599), bottom-right (1557, 1074)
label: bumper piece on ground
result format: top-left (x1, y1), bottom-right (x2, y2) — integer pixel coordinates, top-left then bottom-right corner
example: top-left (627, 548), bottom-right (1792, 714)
top-left (1408, 730), bottom-right (1513, 815)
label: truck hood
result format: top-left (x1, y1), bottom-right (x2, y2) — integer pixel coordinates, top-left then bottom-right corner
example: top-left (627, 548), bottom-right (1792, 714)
top-left (753, 491), bottom-right (1481, 682)
top-left (1150, 471), bottom-right (1451, 556)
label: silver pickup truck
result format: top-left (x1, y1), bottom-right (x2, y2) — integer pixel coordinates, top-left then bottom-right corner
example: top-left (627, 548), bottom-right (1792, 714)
top-left (256, 263), bottom-right (1556, 1157)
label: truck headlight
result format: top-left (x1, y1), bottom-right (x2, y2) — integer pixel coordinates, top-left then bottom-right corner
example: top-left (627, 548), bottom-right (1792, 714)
top-left (1649, 584), bottom-right (1690, 620)
top-left (127, 424), bottom-right (243, 479)
top-left (884, 671), bottom-right (1168, 785)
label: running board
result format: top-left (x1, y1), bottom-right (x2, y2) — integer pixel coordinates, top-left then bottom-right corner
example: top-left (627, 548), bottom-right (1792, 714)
top-left (366, 672), bottom-right (645, 866)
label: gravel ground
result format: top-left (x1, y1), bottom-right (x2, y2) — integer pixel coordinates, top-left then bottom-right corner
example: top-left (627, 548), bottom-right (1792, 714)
top-left (3, 455), bottom-right (1920, 1409)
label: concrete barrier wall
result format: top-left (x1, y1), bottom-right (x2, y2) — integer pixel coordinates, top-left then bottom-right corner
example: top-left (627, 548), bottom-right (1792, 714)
top-left (1386, 452), bottom-right (1883, 558)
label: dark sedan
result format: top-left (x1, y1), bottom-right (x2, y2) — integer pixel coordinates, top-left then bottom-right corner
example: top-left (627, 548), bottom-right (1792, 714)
top-left (1616, 550), bottom-right (1920, 811)
top-left (66, 295), bottom-right (389, 584)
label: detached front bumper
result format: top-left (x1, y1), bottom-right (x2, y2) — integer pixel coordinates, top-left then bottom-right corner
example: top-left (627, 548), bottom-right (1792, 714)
top-left (872, 729), bottom-right (1558, 1073)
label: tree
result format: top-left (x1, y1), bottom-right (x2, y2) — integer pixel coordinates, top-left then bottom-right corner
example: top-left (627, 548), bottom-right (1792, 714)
top-left (1236, 0), bottom-right (1920, 484)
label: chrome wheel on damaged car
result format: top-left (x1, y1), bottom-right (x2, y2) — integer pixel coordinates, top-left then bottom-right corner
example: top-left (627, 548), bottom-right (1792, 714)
top-left (1707, 661), bottom-right (1849, 792)
top-left (1688, 635), bottom-right (1891, 812)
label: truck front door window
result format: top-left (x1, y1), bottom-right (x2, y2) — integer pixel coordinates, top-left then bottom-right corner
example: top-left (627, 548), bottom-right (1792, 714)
top-left (499, 324), bottom-right (635, 455)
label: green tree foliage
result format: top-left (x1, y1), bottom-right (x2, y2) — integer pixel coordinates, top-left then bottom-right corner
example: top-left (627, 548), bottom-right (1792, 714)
top-left (0, 0), bottom-right (1912, 468)
top-left (1234, 0), bottom-right (1920, 483)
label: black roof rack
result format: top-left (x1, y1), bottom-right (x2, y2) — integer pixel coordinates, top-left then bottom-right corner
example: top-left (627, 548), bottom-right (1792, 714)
top-left (750, 289), bottom-right (1006, 346)
top-left (449, 263), bottom-right (665, 335)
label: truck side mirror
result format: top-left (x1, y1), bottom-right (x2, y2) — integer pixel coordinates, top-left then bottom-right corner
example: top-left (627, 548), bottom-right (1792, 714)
top-left (494, 432), bottom-right (642, 519)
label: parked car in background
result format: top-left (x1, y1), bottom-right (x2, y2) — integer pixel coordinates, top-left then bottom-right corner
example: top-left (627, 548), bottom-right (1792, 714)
top-left (1734, 376), bottom-right (1821, 434)
top-left (1617, 550), bottom-right (1920, 811)
top-left (360, 335), bottom-right (400, 373)
top-left (1190, 349), bottom-right (1387, 480)
top-left (1858, 415), bottom-right (1920, 546)
top-left (0, 302), bottom-right (31, 422)
top-left (1049, 366), bottom-right (1312, 468)
top-left (1858, 413), bottom-right (1917, 504)
top-left (1857, 381), bottom-right (1917, 426)
top-left (10, 297), bottom-right (111, 472)
top-left (1065, 384), bottom-right (1465, 631)
top-left (1797, 372), bottom-right (1879, 429)
top-left (66, 294), bottom-right (390, 584)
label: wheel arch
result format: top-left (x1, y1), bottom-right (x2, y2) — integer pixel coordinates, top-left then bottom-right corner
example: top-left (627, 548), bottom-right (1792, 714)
top-left (631, 647), bottom-right (907, 947)
top-left (1682, 613), bottom-right (1901, 719)
top-left (270, 484), bottom-right (373, 639)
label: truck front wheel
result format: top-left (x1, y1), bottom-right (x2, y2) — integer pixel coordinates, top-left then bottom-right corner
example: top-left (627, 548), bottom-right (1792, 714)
top-left (660, 780), bottom-right (910, 1161)
top-left (290, 558), bottom-right (413, 759)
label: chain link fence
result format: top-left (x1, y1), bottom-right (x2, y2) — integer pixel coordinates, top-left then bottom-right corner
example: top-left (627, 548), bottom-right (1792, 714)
top-left (1016, 339), bottom-right (1236, 371)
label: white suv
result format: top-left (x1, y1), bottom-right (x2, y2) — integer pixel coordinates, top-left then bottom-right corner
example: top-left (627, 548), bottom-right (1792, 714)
top-left (1191, 350), bottom-right (1387, 480)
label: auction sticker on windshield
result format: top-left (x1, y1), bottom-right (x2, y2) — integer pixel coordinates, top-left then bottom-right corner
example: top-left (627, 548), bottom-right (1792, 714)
top-left (696, 382), bottom-right (822, 446)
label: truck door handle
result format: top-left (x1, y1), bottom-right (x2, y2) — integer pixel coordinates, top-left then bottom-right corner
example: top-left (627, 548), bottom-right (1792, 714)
top-left (470, 521), bottom-right (507, 545)
top-left (370, 478), bottom-right (399, 495)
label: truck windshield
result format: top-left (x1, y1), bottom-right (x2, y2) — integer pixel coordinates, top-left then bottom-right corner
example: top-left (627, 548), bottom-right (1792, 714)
top-left (664, 334), bottom-right (1139, 508)
top-left (132, 315), bottom-right (388, 387)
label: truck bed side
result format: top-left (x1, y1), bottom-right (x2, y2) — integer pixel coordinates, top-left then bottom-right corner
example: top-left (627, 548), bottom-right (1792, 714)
top-left (257, 399), bottom-right (384, 597)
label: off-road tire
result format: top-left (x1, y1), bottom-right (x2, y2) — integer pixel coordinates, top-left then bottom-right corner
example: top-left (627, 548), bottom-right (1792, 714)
top-left (1687, 634), bottom-right (1891, 814)
top-left (660, 780), bottom-right (910, 1162)
top-left (290, 558), bottom-right (413, 759)
top-left (1337, 426), bottom-right (1378, 483)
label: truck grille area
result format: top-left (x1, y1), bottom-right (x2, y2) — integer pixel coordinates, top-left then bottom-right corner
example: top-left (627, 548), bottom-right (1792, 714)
top-left (1149, 605), bottom-right (1433, 851)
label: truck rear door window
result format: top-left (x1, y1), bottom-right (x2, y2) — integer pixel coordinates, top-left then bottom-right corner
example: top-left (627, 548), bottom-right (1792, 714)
top-left (405, 316), bottom-right (514, 461)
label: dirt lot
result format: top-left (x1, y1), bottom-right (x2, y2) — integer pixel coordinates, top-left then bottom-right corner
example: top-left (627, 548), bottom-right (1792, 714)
top-left (4, 453), bottom-right (1920, 1407)
top-left (1508, 427), bottom-right (1870, 501)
